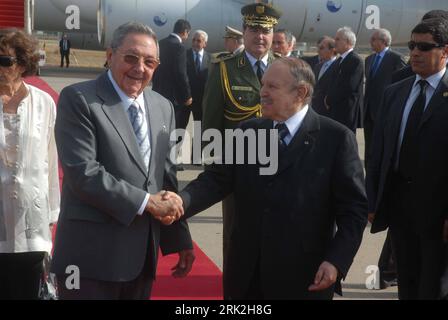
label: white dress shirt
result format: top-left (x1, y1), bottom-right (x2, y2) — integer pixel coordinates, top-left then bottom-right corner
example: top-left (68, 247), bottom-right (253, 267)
top-left (107, 71), bottom-right (151, 216)
top-left (339, 48), bottom-right (354, 63)
top-left (273, 105), bottom-right (309, 145)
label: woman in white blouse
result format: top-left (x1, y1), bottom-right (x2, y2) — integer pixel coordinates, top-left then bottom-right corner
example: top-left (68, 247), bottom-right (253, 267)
top-left (0, 29), bottom-right (59, 299)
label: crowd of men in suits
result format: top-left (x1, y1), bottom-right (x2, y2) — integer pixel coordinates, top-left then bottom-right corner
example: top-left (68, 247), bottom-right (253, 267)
top-left (48, 1), bottom-right (448, 300)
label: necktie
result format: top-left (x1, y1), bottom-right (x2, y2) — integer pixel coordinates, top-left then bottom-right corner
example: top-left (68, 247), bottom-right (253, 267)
top-left (398, 80), bottom-right (428, 178)
top-left (370, 54), bottom-right (381, 78)
top-left (275, 122), bottom-right (289, 151)
top-left (128, 102), bottom-right (150, 168)
top-left (255, 60), bottom-right (264, 83)
top-left (195, 52), bottom-right (201, 73)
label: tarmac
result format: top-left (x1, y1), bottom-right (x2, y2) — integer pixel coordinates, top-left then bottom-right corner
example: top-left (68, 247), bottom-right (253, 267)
top-left (40, 65), bottom-right (398, 300)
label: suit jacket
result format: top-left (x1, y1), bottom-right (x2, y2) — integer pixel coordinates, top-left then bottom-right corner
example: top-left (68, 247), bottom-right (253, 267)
top-left (59, 39), bottom-right (71, 53)
top-left (367, 71), bottom-right (448, 234)
top-left (391, 65), bottom-right (414, 84)
top-left (51, 72), bottom-right (193, 282)
top-left (152, 35), bottom-right (191, 106)
top-left (180, 109), bottom-right (367, 299)
top-left (312, 60), bottom-right (338, 117)
top-left (364, 49), bottom-right (406, 121)
top-left (326, 51), bottom-right (364, 131)
top-left (186, 48), bottom-right (211, 109)
top-left (302, 54), bottom-right (320, 70)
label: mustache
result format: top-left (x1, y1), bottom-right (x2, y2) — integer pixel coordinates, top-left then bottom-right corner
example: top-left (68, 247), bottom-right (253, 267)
top-left (260, 98), bottom-right (272, 105)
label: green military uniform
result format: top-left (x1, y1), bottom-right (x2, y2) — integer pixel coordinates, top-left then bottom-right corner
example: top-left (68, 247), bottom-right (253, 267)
top-left (202, 49), bottom-right (278, 133)
top-left (200, 3), bottom-right (282, 298)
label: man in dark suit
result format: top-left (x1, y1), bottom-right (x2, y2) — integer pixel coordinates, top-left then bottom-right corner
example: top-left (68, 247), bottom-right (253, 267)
top-left (311, 36), bottom-right (338, 117)
top-left (59, 34), bottom-right (71, 68)
top-left (364, 28), bottom-right (406, 289)
top-left (51, 22), bottom-right (195, 300)
top-left (367, 18), bottom-right (448, 299)
top-left (364, 28), bottom-right (406, 166)
top-left (176, 58), bottom-right (367, 299)
top-left (301, 37), bottom-right (325, 70)
top-left (152, 19), bottom-right (193, 133)
top-left (186, 30), bottom-right (211, 124)
top-left (325, 27), bottom-right (364, 133)
top-left (391, 10), bottom-right (448, 84)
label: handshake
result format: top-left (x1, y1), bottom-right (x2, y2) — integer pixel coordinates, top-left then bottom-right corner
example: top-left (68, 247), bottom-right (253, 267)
top-left (145, 190), bottom-right (184, 225)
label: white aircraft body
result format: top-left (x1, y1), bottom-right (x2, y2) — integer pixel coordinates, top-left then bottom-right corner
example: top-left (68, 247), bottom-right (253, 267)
top-left (32, 0), bottom-right (448, 50)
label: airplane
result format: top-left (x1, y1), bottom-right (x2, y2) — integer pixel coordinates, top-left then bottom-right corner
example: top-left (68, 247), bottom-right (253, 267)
top-left (31, 0), bottom-right (448, 51)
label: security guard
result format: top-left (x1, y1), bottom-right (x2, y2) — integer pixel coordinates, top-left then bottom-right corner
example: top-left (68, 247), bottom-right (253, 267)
top-left (201, 2), bottom-right (282, 298)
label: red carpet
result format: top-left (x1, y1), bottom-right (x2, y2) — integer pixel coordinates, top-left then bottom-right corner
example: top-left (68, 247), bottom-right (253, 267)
top-left (25, 75), bottom-right (223, 300)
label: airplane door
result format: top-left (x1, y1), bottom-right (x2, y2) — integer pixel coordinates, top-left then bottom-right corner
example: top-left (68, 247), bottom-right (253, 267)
top-left (299, 0), bottom-right (364, 45)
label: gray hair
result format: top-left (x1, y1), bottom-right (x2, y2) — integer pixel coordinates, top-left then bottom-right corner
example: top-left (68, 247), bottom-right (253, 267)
top-left (374, 28), bottom-right (392, 46)
top-left (110, 21), bottom-right (158, 55)
top-left (275, 29), bottom-right (294, 45)
top-left (193, 29), bottom-right (208, 42)
top-left (337, 26), bottom-right (357, 47)
top-left (273, 57), bottom-right (315, 105)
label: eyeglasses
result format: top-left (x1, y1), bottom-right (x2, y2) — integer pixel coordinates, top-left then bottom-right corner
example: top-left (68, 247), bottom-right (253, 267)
top-left (118, 53), bottom-right (160, 69)
top-left (408, 41), bottom-right (446, 51)
top-left (0, 55), bottom-right (17, 67)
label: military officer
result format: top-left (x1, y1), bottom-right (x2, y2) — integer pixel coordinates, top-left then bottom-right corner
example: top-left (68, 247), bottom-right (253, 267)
top-left (200, 2), bottom-right (282, 297)
top-left (202, 2), bottom-right (282, 132)
top-left (224, 26), bottom-right (245, 55)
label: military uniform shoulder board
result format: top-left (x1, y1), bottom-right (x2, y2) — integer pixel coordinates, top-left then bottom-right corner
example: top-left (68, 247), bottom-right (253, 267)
top-left (211, 51), bottom-right (234, 63)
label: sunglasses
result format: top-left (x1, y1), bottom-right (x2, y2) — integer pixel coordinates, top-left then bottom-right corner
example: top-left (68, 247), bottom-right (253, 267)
top-left (408, 41), bottom-right (446, 51)
top-left (119, 53), bottom-right (160, 69)
top-left (0, 55), bottom-right (17, 67)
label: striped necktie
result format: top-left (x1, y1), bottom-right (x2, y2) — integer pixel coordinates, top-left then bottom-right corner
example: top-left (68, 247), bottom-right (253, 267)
top-left (128, 102), bottom-right (150, 168)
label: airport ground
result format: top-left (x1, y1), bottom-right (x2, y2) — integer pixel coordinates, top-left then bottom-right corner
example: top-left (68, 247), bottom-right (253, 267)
top-left (39, 44), bottom-right (399, 299)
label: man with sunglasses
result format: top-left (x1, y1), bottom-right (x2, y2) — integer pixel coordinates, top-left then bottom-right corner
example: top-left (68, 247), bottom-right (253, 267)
top-left (367, 18), bottom-right (448, 300)
top-left (51, 22), bottom-right (195, 300)
top-left (392, 10), bottom-right (448, 84)
top-left (200, 2), bottom-right (281, 296)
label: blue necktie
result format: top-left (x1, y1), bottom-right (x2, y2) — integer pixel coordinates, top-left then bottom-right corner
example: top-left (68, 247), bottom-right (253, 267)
top-left (370, 54), bottom-right (381, 78)
top-left (195, 52), bottom-right (201, 73)
top-left (128, 102), bottom-right (150, 168)
top-left (275, 122), bottom-right (289, 151)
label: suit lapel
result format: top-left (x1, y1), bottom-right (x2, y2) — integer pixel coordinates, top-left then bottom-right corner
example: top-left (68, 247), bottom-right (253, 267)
top-left (419, 70), bottom-right (448, 130)
top-left (276, 109), bottom-right (319, 176)
top-left (97, 73), bottom-right (148, 176)
top-left (384, 77), bottom-right (415, 160)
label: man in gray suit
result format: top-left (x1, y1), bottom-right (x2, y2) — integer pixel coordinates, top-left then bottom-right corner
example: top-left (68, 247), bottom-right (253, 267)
top-left (51, 22), bottom-right (195, 300)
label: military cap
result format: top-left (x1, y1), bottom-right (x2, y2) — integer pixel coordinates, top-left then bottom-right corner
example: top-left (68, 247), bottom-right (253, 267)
top-left (241, 2), bottom-right (282, 29)
top-left (224, 26), bottom-right (243, 39)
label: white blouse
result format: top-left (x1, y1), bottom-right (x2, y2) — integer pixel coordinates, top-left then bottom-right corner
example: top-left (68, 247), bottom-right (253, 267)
top-left (0, 83), bottom-right (60, 253)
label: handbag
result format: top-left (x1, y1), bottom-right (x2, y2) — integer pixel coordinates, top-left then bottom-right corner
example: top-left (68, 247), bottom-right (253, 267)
top-left (38, 253), bottom-right (58, 300)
